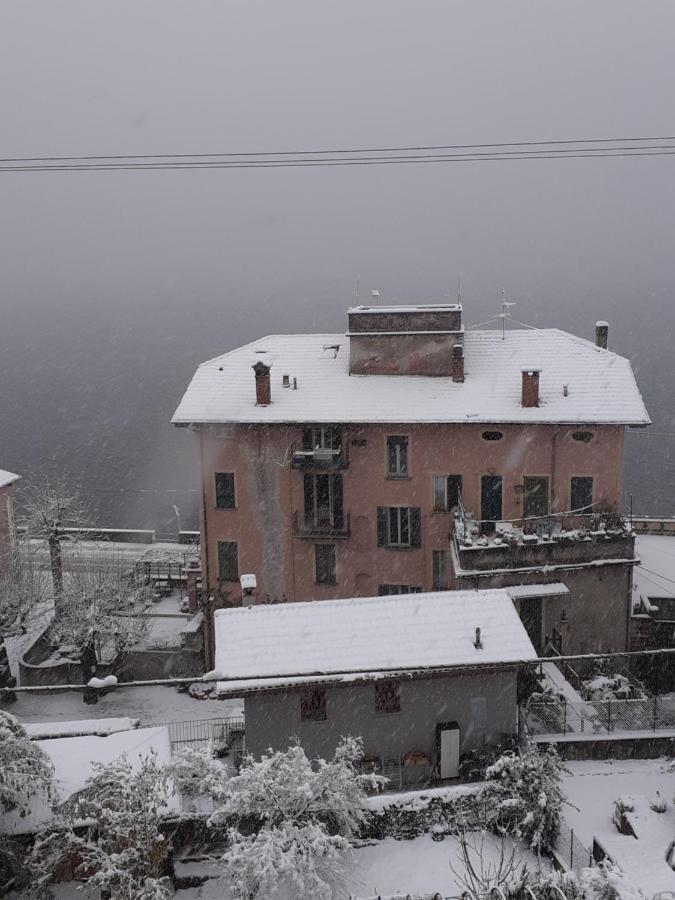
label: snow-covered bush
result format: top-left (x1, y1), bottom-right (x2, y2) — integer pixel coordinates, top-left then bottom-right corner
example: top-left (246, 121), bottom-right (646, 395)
top-left (29, 750), bottom-right (173, 899)
top-left (584, 673), bottom-right (646, 701)
top-left (515, 864), bottom-right (642, 900)
top-left (0, 710), bottom-right (55, 815)
top-left (484, 745), bottom-right (567, 853)
top-left (168, 746), bottom-right (230, 801)
top-left (649, 790), bottom-right (667, 813)
top-left (611, 796), bottom-right (635, 834)
top-left (211, 737), bottom-right (384, 900)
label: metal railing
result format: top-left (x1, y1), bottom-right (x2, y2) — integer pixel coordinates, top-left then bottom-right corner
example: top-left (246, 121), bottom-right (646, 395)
top-left (166, 716), bottom-right (245, 754)
top-left (555, 817), bottom-right (593, 876)
top-left (290, 442), bottom-right (349, 470)
top-left (525, 696), bottom-right (675, 737)
top-left (292, 510), bottom-right (351, 539)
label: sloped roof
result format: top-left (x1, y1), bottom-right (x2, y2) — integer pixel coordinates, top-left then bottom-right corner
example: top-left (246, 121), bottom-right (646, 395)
top-left (0, 469), bottom-right (19, 489)
top-left (213, 589), bottom-right (538, 688)
top-left (172, 329), bottom-right (649, 426)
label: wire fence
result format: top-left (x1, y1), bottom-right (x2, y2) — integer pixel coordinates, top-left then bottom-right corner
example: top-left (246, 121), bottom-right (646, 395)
top-left (525, 695), bottom-right (675, 737)
top-left (555, 818), bottom-right (593, 876)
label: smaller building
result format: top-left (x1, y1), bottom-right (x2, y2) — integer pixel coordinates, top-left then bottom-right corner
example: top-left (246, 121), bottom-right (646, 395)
top-left (214, 588), bottom-right (537, 781)
top-left (0, 468), bottom-right (19, 561)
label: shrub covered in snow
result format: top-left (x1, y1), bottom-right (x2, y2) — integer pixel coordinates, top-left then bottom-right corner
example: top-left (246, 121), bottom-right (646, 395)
top-left (210, 737), bottom-right (384, 900)
top-left (168, 746), bottom-right (230, 801)
top-left (0, 710), bottom-right (55, 816)
top-left (28, 750), bottom-right (173, 899)
top-left (484, 745), bottom-right (567, 853)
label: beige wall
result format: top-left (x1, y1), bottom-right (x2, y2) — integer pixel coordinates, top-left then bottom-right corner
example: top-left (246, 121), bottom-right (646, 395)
top-left (244, 669), bottom-right (518, 762)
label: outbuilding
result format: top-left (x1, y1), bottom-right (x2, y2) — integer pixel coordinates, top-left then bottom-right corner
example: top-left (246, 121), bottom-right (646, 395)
top-left (214, 588), bottom-right (538, 784)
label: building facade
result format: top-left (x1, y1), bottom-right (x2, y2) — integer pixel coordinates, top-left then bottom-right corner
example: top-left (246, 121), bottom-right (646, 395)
top-left (173, 305), bottom-right (649, 664)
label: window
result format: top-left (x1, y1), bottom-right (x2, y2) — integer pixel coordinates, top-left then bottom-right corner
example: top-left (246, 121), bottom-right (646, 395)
top-left (572, 431), bottom-right (594, 443)
top-left (314, 544), bottom-right (336, 584)
top-left (387, 435), bottom-right (409, 477)
top-left (377, 507), bottom-right (421, 548)
top-left (432, 550), bottom-right (449, 590)
top-left (378, 584), bottom-right (422, 595)
top-left (523, 476), bottom-right (550, 519)
top-left (482, 431), bottom-right (503, 441)
top-left (432, 474), bottom-right (463, 511)
top-left (300, 686), bottom-right (327, 722)
top-left (304, 473), bottom-right (344, 528)
top-left (302, 425), bottom-right (342, 452)
top-left (214, 472), bottom-right (235, 509)
top-left (571, 476), bottom-right (594, 514)
top-left (375, 680), bottom-right (401, 714)
top-left (217, 541), bottom-right (239, 581)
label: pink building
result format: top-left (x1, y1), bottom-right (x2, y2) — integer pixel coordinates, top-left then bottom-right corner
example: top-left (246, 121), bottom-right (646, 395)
top-left (0, 469), bottom-right (19, 562)
top-left (173, 306), bottom-right (649, 665)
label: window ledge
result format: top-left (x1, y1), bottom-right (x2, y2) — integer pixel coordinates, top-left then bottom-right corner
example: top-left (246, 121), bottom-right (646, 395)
top-left (381, 544), bottom-right (419, 551)
top-left (386, 475), bottom-right (412, 481)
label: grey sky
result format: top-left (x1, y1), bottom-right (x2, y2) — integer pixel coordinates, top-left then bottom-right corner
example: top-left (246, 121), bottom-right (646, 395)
top-left (1, 1), bottom-right (674, 527)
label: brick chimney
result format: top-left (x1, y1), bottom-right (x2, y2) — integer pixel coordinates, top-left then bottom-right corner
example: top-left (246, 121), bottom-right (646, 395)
top-left (240, 573), bottom-right (257, 607)
top-left (521, 369), bottom-right (540, 408)
top-left (595, 321), bottom-right (608, 350)
top-left (451, 344), bottom-right (465, 383)
top-left (252, 361), bottom-right (271, 405)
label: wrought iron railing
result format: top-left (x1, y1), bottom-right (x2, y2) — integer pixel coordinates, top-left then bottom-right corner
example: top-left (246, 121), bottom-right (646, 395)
top-left (292, 510), bottom-right (351, 538)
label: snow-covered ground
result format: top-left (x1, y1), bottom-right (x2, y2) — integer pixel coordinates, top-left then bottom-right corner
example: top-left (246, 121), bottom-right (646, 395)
top-left (10, 684), bottom-right (243, 726)
top-left (562, 759), bottom-right (675, 895)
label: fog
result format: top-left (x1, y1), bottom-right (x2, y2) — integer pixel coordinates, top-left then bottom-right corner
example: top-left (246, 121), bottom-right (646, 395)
top-left (1, 1), bottom-right (674, 532)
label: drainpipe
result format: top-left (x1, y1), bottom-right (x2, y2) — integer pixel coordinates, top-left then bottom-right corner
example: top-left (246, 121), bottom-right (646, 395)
top-left (550, 425), bottom-right (560, 515)
top-left (198, 428), bottom-right (214, 669)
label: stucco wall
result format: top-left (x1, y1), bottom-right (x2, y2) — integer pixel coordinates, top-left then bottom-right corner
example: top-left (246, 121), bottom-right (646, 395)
top-left (244, 669), bottom-right (518, 763)
top-left (199, 421), bottom-right (625, 607)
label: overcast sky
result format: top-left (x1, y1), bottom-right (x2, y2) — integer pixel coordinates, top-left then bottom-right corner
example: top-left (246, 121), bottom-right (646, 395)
top-left (1, 1), bottom-right (674, 526)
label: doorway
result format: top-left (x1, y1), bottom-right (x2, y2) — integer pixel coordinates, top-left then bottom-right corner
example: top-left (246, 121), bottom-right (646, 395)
top-left (519, 597), bottom-right (543, 654)
top-left (480, 475), bottom-right (503, 534)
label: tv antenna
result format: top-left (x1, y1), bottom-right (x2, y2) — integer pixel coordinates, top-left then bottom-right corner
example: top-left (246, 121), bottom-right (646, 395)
top-left (498, 288), bottom-right (516, 340)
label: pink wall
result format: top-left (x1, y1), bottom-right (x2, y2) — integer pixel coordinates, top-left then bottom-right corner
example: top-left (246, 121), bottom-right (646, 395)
top-left (198, 421), bottom-right (625, 608)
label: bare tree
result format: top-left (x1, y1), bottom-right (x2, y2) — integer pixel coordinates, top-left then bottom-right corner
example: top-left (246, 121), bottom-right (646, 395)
top-left (48, 556), bottom-right (153, 685)
top-left (17, 474), bottom-right (90, 596)
top-left (448, 813), bottom-right (529, 897)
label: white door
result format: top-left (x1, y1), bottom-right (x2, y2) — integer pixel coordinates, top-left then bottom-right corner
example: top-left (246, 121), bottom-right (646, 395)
top-left (439, 726), bottom-right (460, 779)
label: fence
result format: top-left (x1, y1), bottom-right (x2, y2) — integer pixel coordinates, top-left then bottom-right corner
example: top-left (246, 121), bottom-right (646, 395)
top-left (555, 818), bottom-right (593, 876)
top-left (525, 695), bottom-right (675, 737)
top-left (166, 716), bottom-right (245, 755)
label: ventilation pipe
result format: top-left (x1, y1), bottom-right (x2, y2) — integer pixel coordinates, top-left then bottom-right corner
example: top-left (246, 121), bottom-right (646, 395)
top-left (474, 627), bottom-right (483, 649)
top-left (595, 321), bottom-right (609, 350)
top-left (451, 344), bottom-right (465, 383)
top-left (252, 361), bottom-right (271, 406)
top-left (240, 574), bottom-right (257, 607)
top-left (521, 369), bottom-right (540, 408)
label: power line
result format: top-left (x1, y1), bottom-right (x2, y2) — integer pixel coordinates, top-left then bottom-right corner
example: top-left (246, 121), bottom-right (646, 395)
top-left (3, 134), bottom-right (675, 164)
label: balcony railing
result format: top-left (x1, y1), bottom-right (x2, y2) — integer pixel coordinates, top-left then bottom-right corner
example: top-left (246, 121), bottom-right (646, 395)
top-left (290, 443), bottom-right (349, 471)
top-left (293, 511), bottom-right (351, 539)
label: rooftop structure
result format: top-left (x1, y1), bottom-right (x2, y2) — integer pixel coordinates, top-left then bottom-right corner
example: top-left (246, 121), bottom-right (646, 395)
top-left (0, 469), bottom-right (19, 490)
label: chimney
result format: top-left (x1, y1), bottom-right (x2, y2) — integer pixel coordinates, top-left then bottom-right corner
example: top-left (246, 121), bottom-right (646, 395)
top-left (252, 361), bottom-right (271, 406)
top-left (595, 321), bottom-right (608, 350)
top-left (521, 369), bottom-right (540, 408)
top-left (240, 573), bottom-right (257, 607)
top-left (474, 626), bottom-right (483, 649)
top-left (451, 344), bottom-right (465, 383)
top-left (186, 559), bottom-right (201, 613)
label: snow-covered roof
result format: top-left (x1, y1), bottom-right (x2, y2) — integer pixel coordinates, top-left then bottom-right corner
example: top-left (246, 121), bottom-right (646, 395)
top-left (213, 589), bottom-right (538, 690)
top-left (506, 583), bottom-right (570, 600)
top-left (24, 717), bottom-right (141, 740)
top-left (0, 469), bottom-right (19, 490)
top-left (172, 329), bottom-right (649, 426)
top-left (4, 725), bottom-right (178, 834)
top-left (633, 535), bottom-right (675, 605)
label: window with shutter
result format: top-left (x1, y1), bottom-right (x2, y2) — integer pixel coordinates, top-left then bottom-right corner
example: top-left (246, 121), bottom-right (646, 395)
top-left (378, 584), bottom-right (422, 595)
top-left (375, 680), bottom-right (401, 714)
top-left (432, 550), bottom-right (448, 590)
top-left (377, 507), bottom-right (422, 548)
top-left (314, 544), bottom-right (336, 584)
top-left (300, 687), bottom-right (327, 721)
top-left (432, 475), bottom-right (462, 511)
top-left (215, 472), bottom-right (236, 509)
top-left (571, 476), bottom-right (594, 514)
top-left (217, 541), bottom-right (239, 581)
top-left (387, 436), bottom-right (409, 477)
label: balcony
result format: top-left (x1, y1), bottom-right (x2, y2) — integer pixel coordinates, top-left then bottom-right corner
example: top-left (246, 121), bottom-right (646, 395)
top-left (290, 443), bottom-right (349, 471)
top-left (452, 506), bottom-right (636, 575)
top-left (293, 511), bottom-right (351, 539)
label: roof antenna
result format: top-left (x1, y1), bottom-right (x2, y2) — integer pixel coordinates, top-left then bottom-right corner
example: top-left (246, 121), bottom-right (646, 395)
top-left (457, 272), bottom-right (462, 306)
top-left (499, 288), bottom-right (516, 341)
top-left (371, 289), bottom-right (381, 305)
top-left (354, 277), bottom-right (360, 306)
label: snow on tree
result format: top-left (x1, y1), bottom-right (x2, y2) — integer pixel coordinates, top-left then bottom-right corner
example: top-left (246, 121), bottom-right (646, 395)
top-left (447, 815), bottom-right (529, 897)
top-left (484, 745), bottom-right (567, 854)
top-left (28, 750), bottom-right (172, 899)
top-left (210, 737), bottom-right (384, 900)
top-left (168, 746), bottom-right (230, 801)
top-left (47, 558), bottom-right (153, 683)
top-left (0, 711), bottom-right (55, 892)
top-left (0, 548), bottom-right (49, 642)
top-left (17, 473), bottom-right (90, 595)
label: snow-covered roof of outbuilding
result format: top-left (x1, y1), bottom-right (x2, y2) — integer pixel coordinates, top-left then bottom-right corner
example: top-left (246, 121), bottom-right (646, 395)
top-left (172, 329), bottom-right (649, 426)
top-left (0, 469), bottom-right (19, 489)
top-left (212, 589), bottom-right (538, 691)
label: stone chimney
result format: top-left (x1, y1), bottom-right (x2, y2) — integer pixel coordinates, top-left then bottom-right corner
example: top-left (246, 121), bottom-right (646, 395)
top-left (348, 303), bottom-right (464, 376)
top-left (252, 361), bottom-right (271, 406)
top-left (595, 321), bottom-right (608, 350)
top-left (521, 369), bottom-right (540, 408)
top-left (451, 344), bottom-right (465, 383)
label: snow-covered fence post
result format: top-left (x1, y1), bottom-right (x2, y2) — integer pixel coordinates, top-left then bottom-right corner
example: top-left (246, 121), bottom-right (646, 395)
top-left (563, 697), bottom-right (567, 734)
top-left (570, 828), bottom-right (574, 869)
top-left (606, 698), bottom-right (612, 733)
